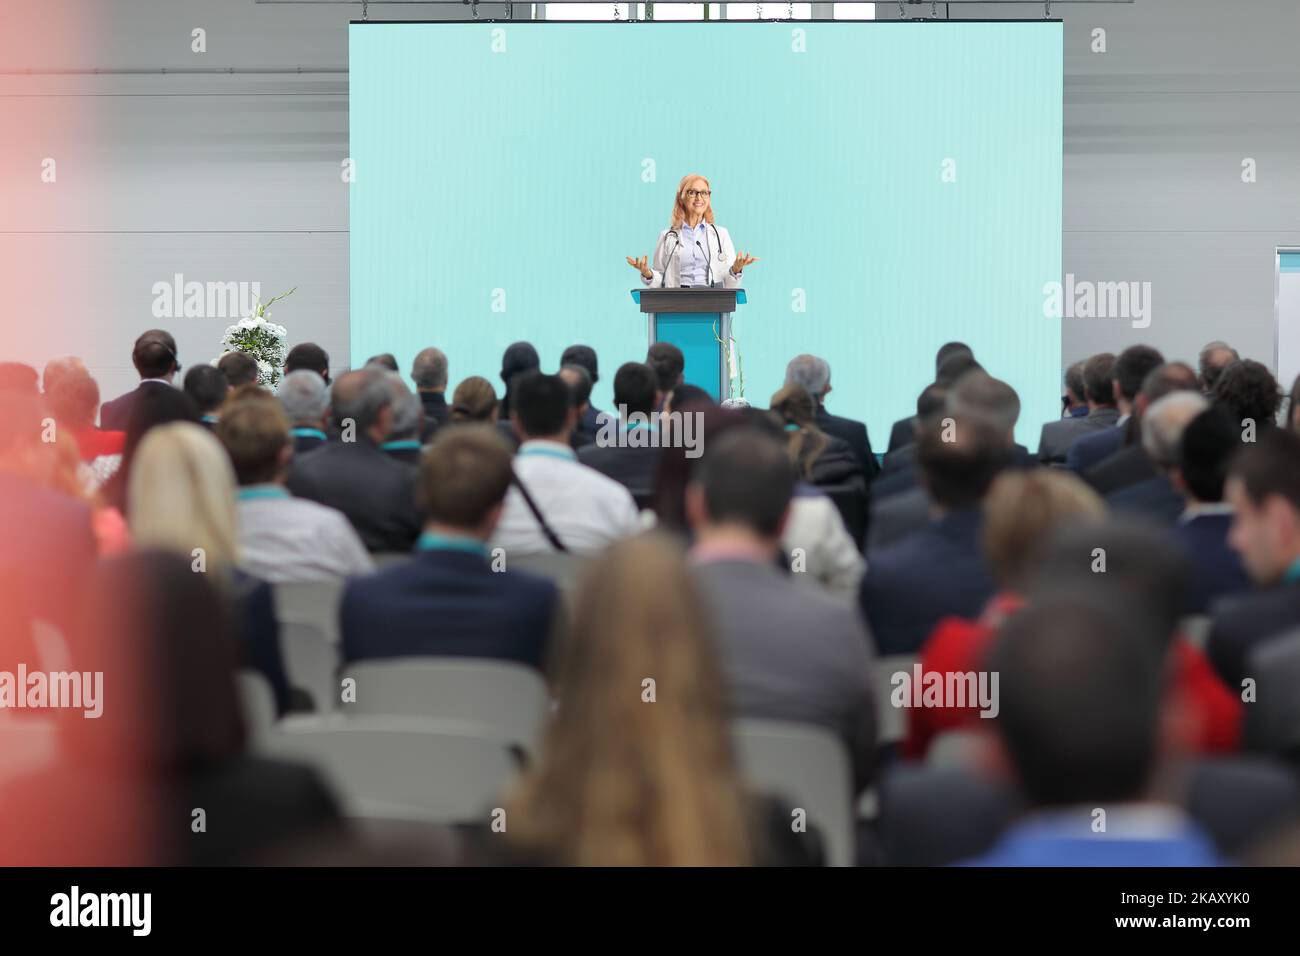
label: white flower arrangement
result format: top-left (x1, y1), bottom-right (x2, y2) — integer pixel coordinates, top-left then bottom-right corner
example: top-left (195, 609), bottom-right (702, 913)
top-left (219, 287), bottom-right (296, 387)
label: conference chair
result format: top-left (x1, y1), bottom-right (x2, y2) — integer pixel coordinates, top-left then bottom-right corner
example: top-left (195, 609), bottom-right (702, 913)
top-left (279, 620), bottom-right (341, 712)
top-left (272, 580), bottom-right (344, 646)
top-left (504, 551), bottom-right (591, 604)
top-left (731, 718), bottom-right (853, 867)
top-left (236, 669), bottom-right (279, 739)
top-left (340, 658), bottom-right (549, 755)
top-left (873, 655), bottom-right (917, 745)
top-left (257, 715), bottom-right (520, 826)
top-left (926, 728), bottom-right (988, 771)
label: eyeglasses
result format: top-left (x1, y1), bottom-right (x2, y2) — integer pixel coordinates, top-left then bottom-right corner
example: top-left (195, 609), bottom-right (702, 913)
top-left (685, 189), bottom-right (711, 199)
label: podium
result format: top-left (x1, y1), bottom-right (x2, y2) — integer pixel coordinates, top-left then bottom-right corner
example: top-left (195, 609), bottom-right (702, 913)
top-left (631, 287), bottom-right (747, 401)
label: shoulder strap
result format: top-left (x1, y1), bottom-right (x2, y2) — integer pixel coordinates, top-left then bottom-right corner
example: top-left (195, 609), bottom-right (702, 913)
top-left (511, 468), bottom-right (569, 553)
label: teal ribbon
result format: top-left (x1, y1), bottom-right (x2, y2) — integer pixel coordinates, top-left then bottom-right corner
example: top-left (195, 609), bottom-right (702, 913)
top-left (417, 532), bottom-right (488, 557)
top-left (237, 485), bottom-right (290, 502)
top-left (292, 427), bottom-right (327, 441)
top-left (518, 445), bottom-right (576, 462)
top-left (382, 440), bottom-right (422, 452)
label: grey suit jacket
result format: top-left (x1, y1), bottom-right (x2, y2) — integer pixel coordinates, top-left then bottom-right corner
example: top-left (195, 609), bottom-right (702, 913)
top-left (1037, 406), bottom-right (1120, 465)
top-left (695, 558), bottom-right (877, 788)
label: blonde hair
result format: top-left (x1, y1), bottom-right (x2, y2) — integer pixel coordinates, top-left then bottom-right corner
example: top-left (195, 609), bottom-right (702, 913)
top-left (128, 422), bottom-right (239, 569)
top-left (669, 173), bottom-right (716, 230)
top-left (505, 533), bottom-right (753, 866)
top-left (982, 469), bottom-right (1106, 589)
top-left (770, 385), bottom-right (828, 481)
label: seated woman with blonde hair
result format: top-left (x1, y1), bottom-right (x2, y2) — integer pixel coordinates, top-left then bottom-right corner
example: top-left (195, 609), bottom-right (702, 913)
top-left (490, 533), bottom-right (821, 866)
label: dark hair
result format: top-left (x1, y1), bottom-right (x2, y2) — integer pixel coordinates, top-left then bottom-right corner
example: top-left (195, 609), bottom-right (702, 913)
top-left (217, 351), bottom-right (259, 388)
top-left (1228, 427), bottom-right (1300, 513)
top-left (654, 404), bottom-right (745, 531)
top-left (614, 362), bottom-right (659, 418)
top-left (419, 425), bottom-right (514, 528)
top-left (669, 384), bottom-right (713, 410)
top-left (216, 391), bottom-right (290, 486)
top-left (104, 385), bottom-right (201, 510)
top-left (500, 342), bottom-right (541, 418)
top-left (132, 330), bottom-right (179, 380)
top-left (512, 371), bottom-right (571, 439)
top-left (916, 414), bottom-right (1008, 509)
top-left (692, 429), bottom-right (793, 537)
top-left (1114, 345), bottom-right (1165, 402)
top-left (1213, 359), bottom-right (1281, 431)
top-left (559, 364), bottom-right (593, 409)
top-left (1177, 405), bottom-right (1238, 504)
top-left (560, 344), bottom-right (599, 385)
top-left (935, 352), bottom-right (982, 388)
top-left (284, 342), bottom-right (330, 380)
top-left (1082, 352), bottom-right (1117, 406)
top-left (1063, 360), bottom-right (1086, 403)
top-left (184, 365), bottom-right (230, 415)
top-left (67, 551), bottom-right (246, 772)
top-left (1025, 522), bottom-right (1191, 645)
top-left (365, 353), bottom-right (399, 372)
top-left (935, 342), bottom-right (973, 375)
top-left (989, 596), bottom-right (1166, 808)
top-left (646, 342), bottom-right (685, 393)
top-left (916, 382), bottom-right (947, 418)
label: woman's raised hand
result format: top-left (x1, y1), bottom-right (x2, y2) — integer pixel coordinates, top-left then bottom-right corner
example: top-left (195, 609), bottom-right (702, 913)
top-left (626, 255), bottom-right (653, 280)
top-left (730, 252), bottom-right (759, 276)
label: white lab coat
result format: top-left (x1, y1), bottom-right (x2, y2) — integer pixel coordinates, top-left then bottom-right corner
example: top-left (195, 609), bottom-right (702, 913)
top-left (641, 223), bottom-right (742, 289)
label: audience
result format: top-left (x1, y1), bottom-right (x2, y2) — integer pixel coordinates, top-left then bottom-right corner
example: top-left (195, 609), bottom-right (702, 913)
top-left (1061, 359), bottom-right (1088, 419)
top-left (860, 413), bottom-right (1003, 654)
top-left (98, 382), bottom-right (201, 510)
top-left (784, 353), bottom-right (880, 480)
top-left (687, 429), bottom-right (877, 788)
top-left (1037, 351), bottom-right (1118, 464)
top-left (646, 341), bottom-right (685, 403)
top-left (411, 346), bottom-right (450, 442)
top-left (497, 533), bottom-right (819, 866)
top-left (886, 342), bottom-right (973, 452)
top-left (498, 341), bottom-right (540, 420)
top-left (1065, 344), bottom-right (1163, 473)
top-left (366, 353), bottom-right (399, 372)
top-left (1198, 339), bottom-right (1239, 395)
top-left (558, 363), bottom-right (595, 448)
top-left (1084, 361), bottom-right (1200, 494)
top-left (284, 342), bottom-right (331, 383)
top-left (99, 329), bottom-right (181, 430)
top-left (341, 425), bottom-right (559, 671)
top-left (277, 369), bottom-right (331, 454)
top-left (286, 367), bottom-right (422, 553)
top-left (491, 371), bottom-right (639, 556)
top-left (1107, 390), bottom-right (1209, 525)
top-left (560, 343), bottom-right (609, 442)
top-left (379, 372), bottom-right (424, 465)
top-left (1212, 358), bottom-right (1281, 433)
top-left (216, 389), bottom-right (372, 584)
top-left (42, 357), bottom-right (125, 462)
top-left (448, 375), bottom-right (499, 425)
top-left (1208, 428), bottom-right (1300, 688)
top-left (184, 364), bottom-right (230, 427)
top-left (577, 361), bottom-right (664, 508)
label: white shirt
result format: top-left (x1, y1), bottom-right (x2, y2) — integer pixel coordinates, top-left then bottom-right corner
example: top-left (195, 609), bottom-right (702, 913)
top-left (235, 484), bottom-right (374, 583)
top-left (491, 440), bottom-right (640, 557)
top-left (641, 222), bottom-right (741, 290)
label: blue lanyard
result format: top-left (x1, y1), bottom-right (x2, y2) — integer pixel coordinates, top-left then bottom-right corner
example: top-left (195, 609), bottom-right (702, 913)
top-left (382, 440), bottom-right (421, 452)
top-left (519, 445), bottom-right (576, 463)
top-left (417, 532), bottom-right (487, 557)
top-left (237, 486), bottom-right (290, 502)
top-left (292, 427), bottom-right (326, 441)
top-left (1285, 558), bottom-right (1300, 586)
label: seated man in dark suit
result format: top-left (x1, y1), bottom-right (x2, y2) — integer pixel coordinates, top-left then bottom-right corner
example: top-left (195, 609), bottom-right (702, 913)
top-left (1066, 344), bottom-right (1163, 473)
top-left (1169, 406), bottom-right (1251, 613)
top-left (577, 361), bottom-right (663, 508)
top-left (183, 364), bottom-right (229, 429)
top-left (379, 372), bottom-right (425, 466)
top-left (1037, 351), bottom-right (1119, 465)
top-left (410, 346), bottom-right (449, 443)
top-left (99, 329), bottom-right (180, 430)
top-left (1107, 390), bottom-right (1208, 527)
top-left (285, 367), bottom-right (421, 552)
top-left (278, 370), bottom-right (331, 455)
top-left (876, 382), bottom-right (947, 493)
top-left (1208, 429), bottom-right (1300, 688)
top-left (885, 342), bottom-right (974, 454)
top-left (560, 344), bottom-right (611, 443)
top-left (1084, 361), bottom-right (1199, 495)
top-left (687, 428), bottom-right (876, 789)
top-left (963, 598), bottom-right (1220, 866)
top-left (341, 425), bottom-right (560, 671)
top-left (559, 363), bottom-right (596, 449)
top-left (869, 372), bottom-right (1029, 553)
top-left (784, 353), bottom-right (880, 481)
top-left (860, 412), bottom-right (1002, 654)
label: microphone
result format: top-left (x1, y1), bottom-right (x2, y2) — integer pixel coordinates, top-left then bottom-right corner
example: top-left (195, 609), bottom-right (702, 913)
top-left (659, 231), bottom-right (680, 288)
top-left (696, 239), bottom-right (714, 288)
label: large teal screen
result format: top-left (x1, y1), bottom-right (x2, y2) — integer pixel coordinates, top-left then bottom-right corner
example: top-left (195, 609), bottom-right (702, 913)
top-left (350, 21), bottom-right (1062, 447)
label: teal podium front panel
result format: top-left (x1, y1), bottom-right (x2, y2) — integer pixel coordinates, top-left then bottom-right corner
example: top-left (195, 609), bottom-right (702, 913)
top-left (656, 312), bottom-right (722, 400)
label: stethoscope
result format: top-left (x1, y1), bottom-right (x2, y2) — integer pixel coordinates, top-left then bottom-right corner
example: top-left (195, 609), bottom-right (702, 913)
top-left (666, 223), bottom-right (727, 264)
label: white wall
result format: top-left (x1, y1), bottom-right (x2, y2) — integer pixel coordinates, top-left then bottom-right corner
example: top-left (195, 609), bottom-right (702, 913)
top-left (4, 0), bottom-right (1299, 403)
